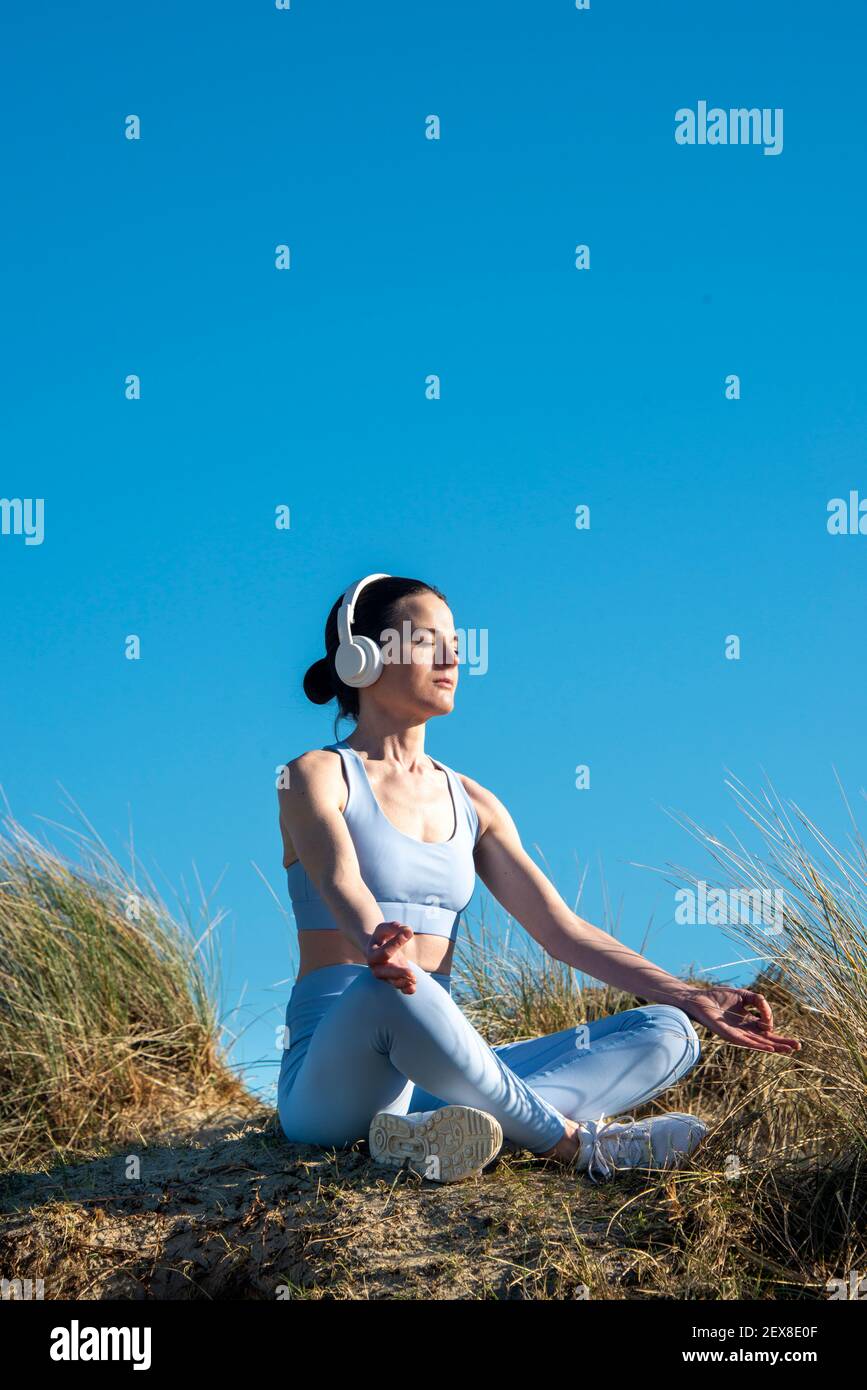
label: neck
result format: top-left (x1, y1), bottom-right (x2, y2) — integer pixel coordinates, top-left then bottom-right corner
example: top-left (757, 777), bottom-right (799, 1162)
top-left (344, 714), bottom-right (429, 768)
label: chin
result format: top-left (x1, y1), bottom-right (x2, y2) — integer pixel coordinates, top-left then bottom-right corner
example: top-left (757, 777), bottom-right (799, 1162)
top-left (416, 694), bottom-right (453, 718)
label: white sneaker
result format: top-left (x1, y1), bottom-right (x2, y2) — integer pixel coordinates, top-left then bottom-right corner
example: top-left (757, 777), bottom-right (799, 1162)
top-left (575, 1111), bottom-right (708, 1183)
top-left (369, 1104), bottom-right (504, 1183)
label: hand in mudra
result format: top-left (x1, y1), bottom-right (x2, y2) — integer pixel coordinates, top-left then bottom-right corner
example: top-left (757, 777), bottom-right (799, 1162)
top-left (684, 986), bottom-right (801, 1054)
top-left (366, 921), bottom-right (417, 994)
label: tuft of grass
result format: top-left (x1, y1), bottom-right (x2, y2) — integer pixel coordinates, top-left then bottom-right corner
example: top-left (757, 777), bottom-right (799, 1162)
top-left (0, 799), bottom-right (253, 1175)
top-left (452, 857), bottom-right (653, 1039)
top-left (662, 772), bottom-right (867, 1151)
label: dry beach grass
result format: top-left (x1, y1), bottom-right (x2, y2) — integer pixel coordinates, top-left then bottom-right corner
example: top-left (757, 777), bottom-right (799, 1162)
top-left (0, 784), bottom-right (865, 1300)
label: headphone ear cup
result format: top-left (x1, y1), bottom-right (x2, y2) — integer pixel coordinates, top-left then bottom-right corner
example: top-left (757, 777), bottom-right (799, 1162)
top-left (352, 635), bottom-right (383, 687)
top-left (334, 639), bottom-right (364, 687)
top-left (335, 635), bottom-right (382, 688)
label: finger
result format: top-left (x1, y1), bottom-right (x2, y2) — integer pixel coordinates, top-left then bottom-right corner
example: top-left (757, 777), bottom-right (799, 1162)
top-left (371, 962), bottom-right (416, 988)
top-left (763, 1031), bottom-right (801, 1049)
top-left (374, 925), bottom-right (414, 958)
top-left (741, 990), bottom-right (774, 1030)
top-left (736, 1019), bottom-right (801, 1051)
top-left (378, 972), bottom-right (416, 993)
top-left (381, 920), bottom-right (413, 936)
top-left (370, 959), bottom-right (414, 985)
top-left (367, 943), bottom-right (395, 964)
top-left (713, 1021), bottom-right (777, 1051)
top-left (370, 920), bottom-right (406, 943)
top-left (370, 935), bottom-right (411, 963)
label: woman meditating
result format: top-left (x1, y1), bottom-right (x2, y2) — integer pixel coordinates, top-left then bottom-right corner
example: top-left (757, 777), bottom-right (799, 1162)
top-left (276, 574), bottom-right (800, 1183)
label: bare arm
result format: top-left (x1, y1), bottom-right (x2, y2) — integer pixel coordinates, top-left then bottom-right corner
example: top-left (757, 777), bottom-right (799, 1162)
top-left (462, 776), bottom-right (800, 1054)
top-left (278, 751), bottom-right (417, 991)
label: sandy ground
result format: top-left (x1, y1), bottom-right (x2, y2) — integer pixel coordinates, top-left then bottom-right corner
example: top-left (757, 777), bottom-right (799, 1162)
top-left (0, 1103), bottom-right (689, 1300)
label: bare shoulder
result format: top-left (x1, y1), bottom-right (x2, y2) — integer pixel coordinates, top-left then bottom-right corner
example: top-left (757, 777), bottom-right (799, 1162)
top-left (452, 770), bottom-right (512, 838)
top-left (276, 749), bottom-right (346, 869)
top-left (278, 747), bottom-right (346, 809)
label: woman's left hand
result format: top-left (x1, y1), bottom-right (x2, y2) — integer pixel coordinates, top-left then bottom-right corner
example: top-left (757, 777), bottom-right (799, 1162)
top-left (680, 986), bottom-right (802, 1054)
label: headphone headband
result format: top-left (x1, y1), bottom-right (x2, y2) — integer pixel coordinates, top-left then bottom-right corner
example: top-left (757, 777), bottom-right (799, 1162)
top-left (339, 572), bottom-right (391, 637)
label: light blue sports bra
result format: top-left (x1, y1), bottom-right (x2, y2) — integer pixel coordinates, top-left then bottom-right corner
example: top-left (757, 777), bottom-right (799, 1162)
top-left (286, 740), bottom-right (480, 942)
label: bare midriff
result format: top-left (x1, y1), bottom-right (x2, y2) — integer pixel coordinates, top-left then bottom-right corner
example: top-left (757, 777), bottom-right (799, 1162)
top-left (296, 925), bottom-right (455, 983)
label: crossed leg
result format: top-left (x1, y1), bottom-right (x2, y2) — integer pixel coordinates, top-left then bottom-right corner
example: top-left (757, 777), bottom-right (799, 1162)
top-left (278, 968), bottom-right (702, 1155)
top-left (279, 966), bottom-right (568, 1153)
top-left (407, 1004), bottom-right (702, 1125)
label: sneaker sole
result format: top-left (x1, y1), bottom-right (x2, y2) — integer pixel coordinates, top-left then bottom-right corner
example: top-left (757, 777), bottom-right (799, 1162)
top-left (369, 1104), bottom-right (503, 1183)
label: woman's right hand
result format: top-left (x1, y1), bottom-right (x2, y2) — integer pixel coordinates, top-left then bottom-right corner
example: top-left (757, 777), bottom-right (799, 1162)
top-left (366, 921), bottom-right (417, 993)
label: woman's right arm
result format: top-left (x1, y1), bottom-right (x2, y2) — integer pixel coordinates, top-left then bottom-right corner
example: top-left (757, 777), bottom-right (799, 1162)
top-left (278, 751), bottom-right (417, 992)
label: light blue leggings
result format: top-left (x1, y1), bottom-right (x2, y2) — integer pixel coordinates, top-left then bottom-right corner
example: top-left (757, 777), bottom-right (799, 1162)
top-left (277, 963), bottom-right (702, 1154)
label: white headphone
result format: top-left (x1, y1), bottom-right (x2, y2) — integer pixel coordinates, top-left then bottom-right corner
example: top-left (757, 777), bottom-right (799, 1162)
top-left (334, 572), bottom-right (392, 688)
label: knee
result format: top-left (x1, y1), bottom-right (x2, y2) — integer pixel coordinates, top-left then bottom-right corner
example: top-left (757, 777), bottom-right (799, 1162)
top-left (346, 969), bottom-right (408, 1012)
top-left (334, 968), bottom-right (393, 1014)
top-left (349, 968), bottom-right (434, 1009)
top-left (277, 1101), bottom-right (355, 1151)
top-left (642, 1004), bottom-right (701, 1073)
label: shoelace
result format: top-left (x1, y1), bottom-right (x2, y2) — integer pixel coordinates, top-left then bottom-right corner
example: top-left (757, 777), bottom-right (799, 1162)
top-left (583, 1113), bottom-right (649, 1183)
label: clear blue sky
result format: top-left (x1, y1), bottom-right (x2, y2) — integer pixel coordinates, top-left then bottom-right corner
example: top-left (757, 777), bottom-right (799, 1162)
top-left (2, 2), bottom-right (866, 1099)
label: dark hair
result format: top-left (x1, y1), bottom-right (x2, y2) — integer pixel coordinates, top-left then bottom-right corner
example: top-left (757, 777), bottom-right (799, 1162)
top-left (303, 575), bottom-right (449, 728)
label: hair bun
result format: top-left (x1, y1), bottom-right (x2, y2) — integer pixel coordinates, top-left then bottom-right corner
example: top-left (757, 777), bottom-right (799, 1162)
top-left (303, 656), bottom-right (335, 705)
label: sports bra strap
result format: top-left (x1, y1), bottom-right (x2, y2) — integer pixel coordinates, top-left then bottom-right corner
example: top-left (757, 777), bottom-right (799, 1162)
top-left (325, 740), bottom-right (480, 845)
top-left (430, 757), bottom-right (480, 845)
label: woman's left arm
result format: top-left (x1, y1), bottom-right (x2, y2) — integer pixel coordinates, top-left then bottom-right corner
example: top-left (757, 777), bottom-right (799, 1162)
top-left (465, 776), bottom-right (800, 1055)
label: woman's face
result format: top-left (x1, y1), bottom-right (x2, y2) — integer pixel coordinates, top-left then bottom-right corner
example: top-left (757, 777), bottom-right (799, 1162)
top-left (368, 592), bottom-right (459, 720)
